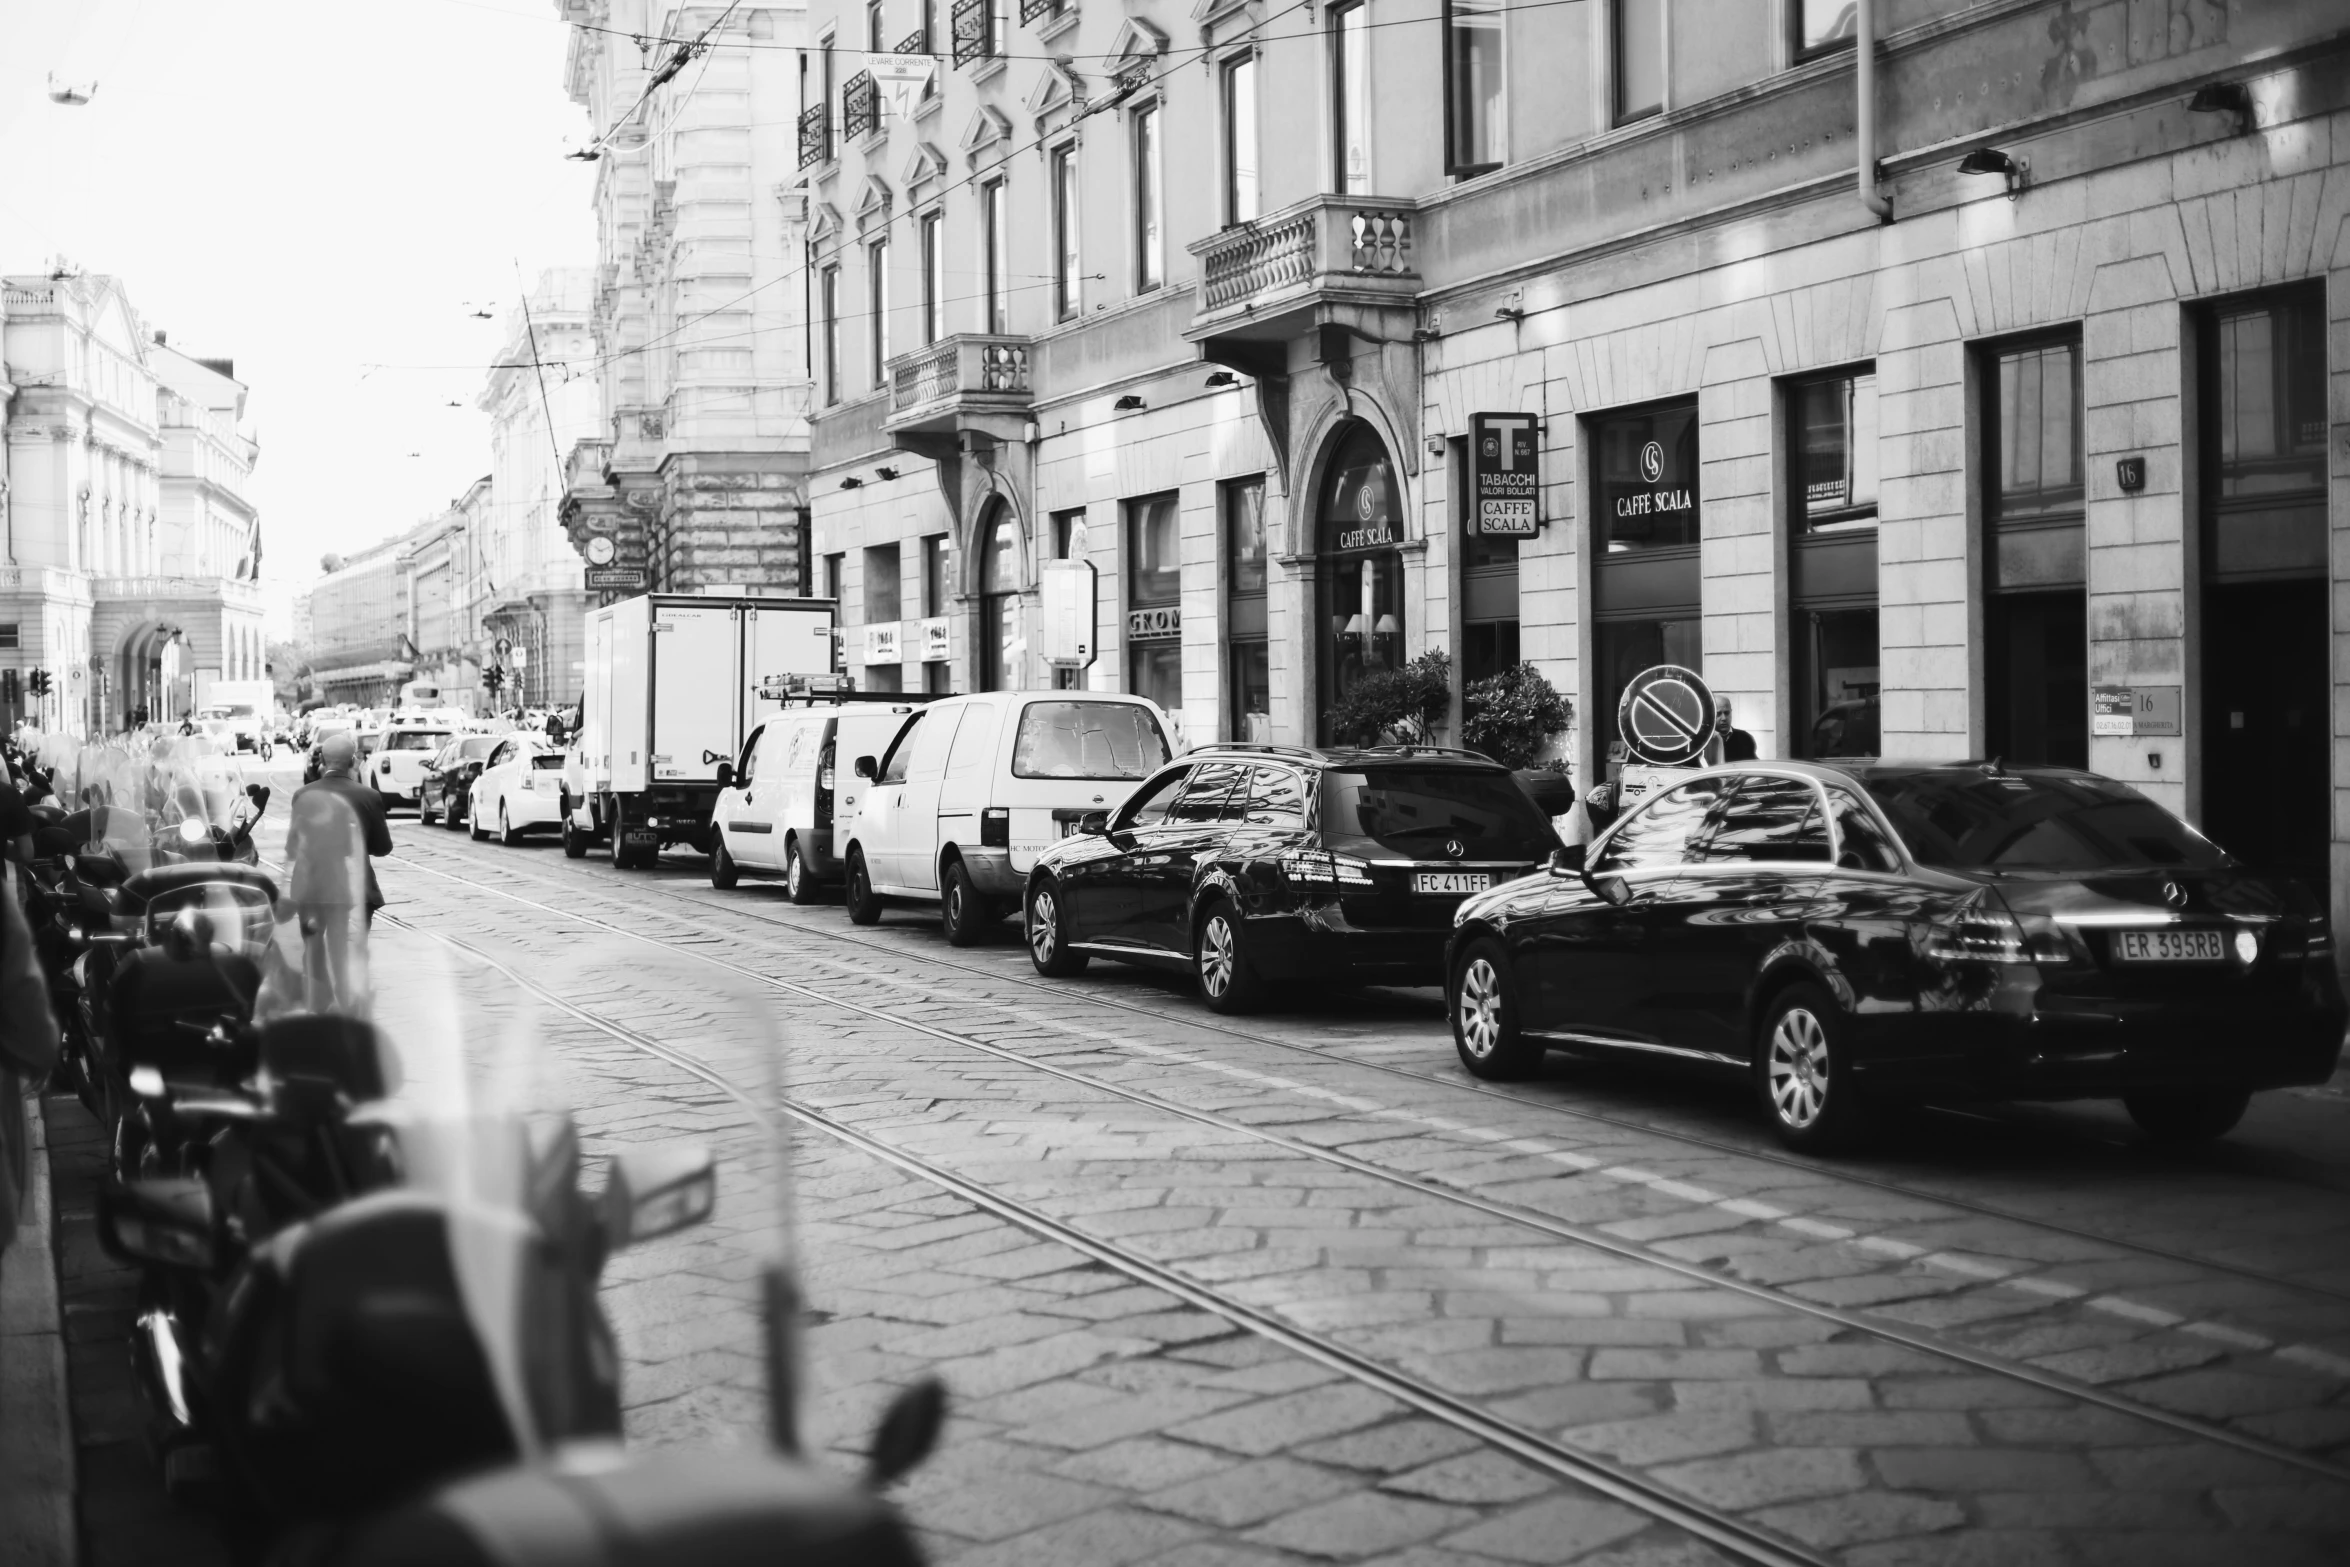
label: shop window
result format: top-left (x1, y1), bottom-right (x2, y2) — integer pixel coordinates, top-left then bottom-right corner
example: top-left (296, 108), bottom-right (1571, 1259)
top-left (864, 543), bottom-right (901, 624)
top-left (1444, 0), bottom-right (1505, 175)
top-left (1316, 424), bottom-right (1405, 742)
top-left (1458, 436), bottom-right (1519, 685)
top-left (1616, 0), bottom-right (1664, 123)
top-left (1788, 369), bottom-right (1879, 758)
top-left (2203, 283), bottom-right (2327, 581)
top-left (1983, 335), bottom-right (2085, 769)
top-left (1225, 477), bottom-right (1269, 740)
top-left (1127, 493), bottom-right (1182, 724)
top-left (1330, 2), bottom-right (1368, 195)
top-left (1589, 397), bottom-right (1702, 759)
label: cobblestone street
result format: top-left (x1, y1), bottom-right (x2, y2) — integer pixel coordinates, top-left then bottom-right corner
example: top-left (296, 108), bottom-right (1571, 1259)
top-left (338, 823), bottom-right (2350, 1567)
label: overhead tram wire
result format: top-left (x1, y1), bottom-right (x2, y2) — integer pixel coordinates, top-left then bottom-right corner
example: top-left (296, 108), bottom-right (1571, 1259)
top-left (569, 0), bottom-right (751, 161)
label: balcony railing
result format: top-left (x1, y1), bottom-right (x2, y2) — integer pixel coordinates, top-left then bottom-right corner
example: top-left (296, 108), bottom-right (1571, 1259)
top-left (883, 334), bottom-right (1032, 432)
top-left (842, 72), bottom-right (879, 143)
top-left (1188, 195), bottom-right (1419, 335)
top-left (797, 102), bottom-right (831, 169)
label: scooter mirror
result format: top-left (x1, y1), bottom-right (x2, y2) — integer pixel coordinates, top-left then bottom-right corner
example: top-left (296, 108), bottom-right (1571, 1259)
top-left (74, 853), bottom-right (127, 887)
top-left (867, 1375), bottom-right (948, 1488)
top-left (605, 1140), bottom-right (717, 1248)
top-left (97, 1177), bottom-right (215, 1271)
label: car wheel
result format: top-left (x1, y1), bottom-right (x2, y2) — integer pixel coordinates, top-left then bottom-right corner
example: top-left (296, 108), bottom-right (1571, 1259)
top-left (1195, 900), bottom-right (1265, 1015)
top-left (711, 836), bottom-right (740, 889)
top-left (500, 803), bottom-right (522, 846)
top-left (844, 847), bottom-right (883, 926)
top-left (784, 838), bottom-right (819, 905)
top-left (2124, 1088), bottom-right (2251, 1146)
top-left (469, 797), bottom-right (489, 841)
top-left (1025, 879), bottom-right (1090, 977)
top-left (1451, 939), bottom-right (1543, 1081)
top-left (421, 798), bottom-right (439, 827)
top-left (942, 861), bottom-right (992, 947)
top-left (610, 799), bottom-right (643, 869)
top-left (1756, 983), bottom-right (1870, 1153)
top-left (562, 815), bottom-right (588, 859)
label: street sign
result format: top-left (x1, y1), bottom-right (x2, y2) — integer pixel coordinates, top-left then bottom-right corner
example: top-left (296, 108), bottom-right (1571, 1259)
top-left (919, 616), bottom-right (949, 661)
top-left (494, 637), bottom-right (511, 656)
top-left (586, 566), bottom-right (646, 590)
top-left (864, 622), bottom-right (903, 663)
top-left (1040, 559), bottom-right (1097, 669)
top-left (1469, 412), bottom-right (1540, 537)
top-left (2092, 684), bottom-right (2181, 737)
top-left (1617, 664), bottom-right (1715, 767)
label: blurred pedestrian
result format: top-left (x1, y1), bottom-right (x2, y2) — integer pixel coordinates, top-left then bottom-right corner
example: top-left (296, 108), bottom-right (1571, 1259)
top-left (283, 732), bottom-right (392, 1010)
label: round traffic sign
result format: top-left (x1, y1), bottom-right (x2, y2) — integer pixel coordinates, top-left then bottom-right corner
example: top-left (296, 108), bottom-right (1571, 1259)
top-left (1617, 664), bottom-right (1715, 767)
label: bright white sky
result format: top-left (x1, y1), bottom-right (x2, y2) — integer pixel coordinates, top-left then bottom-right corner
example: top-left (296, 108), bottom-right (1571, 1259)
top-left (0, 0), bottom-right (598, 631)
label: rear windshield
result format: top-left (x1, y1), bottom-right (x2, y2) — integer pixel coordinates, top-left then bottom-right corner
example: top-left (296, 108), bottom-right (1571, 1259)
top-left (529, 753), bottom-right (566, 771)
top-left (459, 737), bottom-right (501, 758)
top-left (1863, 771), bottom-right (2227, 872)
top-left (384, 730), bottom-right (449, 752)
top-left (1011, 702), bottom-right (1171, 780)
top-left (1321, 768), bottom-right (1561, 860)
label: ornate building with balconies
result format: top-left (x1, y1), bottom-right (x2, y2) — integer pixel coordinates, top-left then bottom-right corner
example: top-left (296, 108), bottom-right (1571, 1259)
top-left (551, 1), bottom-right (816, 606)
top-left (1, 272), bottom-right (266, 734)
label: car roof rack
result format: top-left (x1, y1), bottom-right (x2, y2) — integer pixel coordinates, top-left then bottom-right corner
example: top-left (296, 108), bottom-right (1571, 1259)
top-left (1348, 744), bottom-right (1499, 763)
top-left (1187, 741), bottom-right (1327, 762)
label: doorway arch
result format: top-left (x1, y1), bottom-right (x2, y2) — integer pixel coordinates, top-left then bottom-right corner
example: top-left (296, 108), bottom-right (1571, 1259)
top-left (1313, 421), bottom-right (1406, 743)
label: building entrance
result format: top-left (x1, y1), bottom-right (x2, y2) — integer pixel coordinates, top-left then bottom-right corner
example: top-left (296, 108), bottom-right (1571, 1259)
top-left (2203, 579), bottom-right (2328, 883)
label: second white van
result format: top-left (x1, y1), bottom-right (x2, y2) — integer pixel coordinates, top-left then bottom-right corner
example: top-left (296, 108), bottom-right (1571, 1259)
top-left (839, 691), bottom-right (1173, 944)
top-left (709, 700), bottom-right (927, 901)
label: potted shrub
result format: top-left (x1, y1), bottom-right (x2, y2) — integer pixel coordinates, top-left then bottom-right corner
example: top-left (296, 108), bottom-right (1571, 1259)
top-left (1463, 662), bottom-right (1575, 811)
top-left (1328, 650), bottom-right (1452, 747)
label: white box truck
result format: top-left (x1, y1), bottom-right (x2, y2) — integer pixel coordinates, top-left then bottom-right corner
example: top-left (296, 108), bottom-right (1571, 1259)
top-left (564, 593), bottom-right (838, 867)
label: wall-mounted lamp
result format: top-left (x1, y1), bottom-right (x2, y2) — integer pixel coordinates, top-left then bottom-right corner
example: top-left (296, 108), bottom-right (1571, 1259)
top-left (838, 476), bottom-right (864, 490)
top-left (1112, 395), bottom-right (1146, 411)
top-left (2187, 81), bottom-right (2254, 135)
top-left (1202, 371), bottom-right (1238, 388)
top-left (875, 466), bottom-right (900, 481)
top-left (1957, 147), bottom-right (2029, 199)
top-left (1493, 306), bottom-right (1526, 322)
top-left (1372, 613), bottom-right (1399, 638)
top-left (1410, 326), bottom-right (1443, 342)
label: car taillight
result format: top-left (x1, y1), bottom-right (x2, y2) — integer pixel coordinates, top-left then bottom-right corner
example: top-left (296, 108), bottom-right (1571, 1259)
top-left (981, 807), bottom-right (1010, 847)
top-left (817, 765), bottom-right (835, 792)
top-left (1925, 894), bottom-right (2075, 967)
top-left (1279, 849), bottom-right (1374, 889)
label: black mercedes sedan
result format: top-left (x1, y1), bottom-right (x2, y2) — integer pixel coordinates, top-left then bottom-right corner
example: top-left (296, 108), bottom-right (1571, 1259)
top-left (1446, 760), bottom-right (2345, 1151)
top-left (1025, 744), bottom-right (1562, 1013)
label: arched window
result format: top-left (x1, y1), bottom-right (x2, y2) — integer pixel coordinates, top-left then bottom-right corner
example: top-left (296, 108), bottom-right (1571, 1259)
top-left (1315, 422), bottom-right (1404, 741)
top-left (976, 504), bottom-right (1024, 691)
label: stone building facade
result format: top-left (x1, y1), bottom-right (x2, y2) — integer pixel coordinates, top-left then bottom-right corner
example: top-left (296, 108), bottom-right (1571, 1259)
top-left (794, 0), bottom-right (2350, 929)
top-left (551, 0), bottom-right (816, 600)
top-left (0, 273), bottom-right (264, 734)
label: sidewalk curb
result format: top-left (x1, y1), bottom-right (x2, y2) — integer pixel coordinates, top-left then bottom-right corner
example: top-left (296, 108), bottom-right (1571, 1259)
top-left (0, 1092), bottom-right (78, 1567)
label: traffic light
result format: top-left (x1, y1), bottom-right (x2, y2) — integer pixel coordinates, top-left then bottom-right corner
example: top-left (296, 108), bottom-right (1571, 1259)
top-left (483, 665), bottom-right (505, 696)
top-left (27, 668), bottom-right (50, 698)
top-left (2, 670), bottom-right (17, 705)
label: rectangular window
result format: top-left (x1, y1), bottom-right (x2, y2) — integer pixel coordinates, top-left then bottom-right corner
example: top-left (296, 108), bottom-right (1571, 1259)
top-left (1330, 3), bottom-right (1368, 194)
top-left (923, 0), bottom-right (944, 93)
top-left (1595, 399), bottom-right (1701, 551)
top-left (1983, 334), bottom-right (2086, 769)
top-left (921, 533), bottom-right (948, 616)
top-left (1224, 476), bottom-right (1269, 741)
top-left (1132, 104), bottom-right (1163, 292)
top-left (867, 0), bottom-right (886, 53)
top-left (0, 625), bottom-right (19, 651)
top-left (1616, 0), bottom-right (1664, 123)
top-left (1052, 145), bottom-right (1081, 321)
top-left (919, 211), bottom-right (943, 344)
top-left (990, 0), bottom-right (1009, 53)
top-left (1993, 341), bottom-right (2083, 523)
top-left (1459, 437), bottom-right (1520, 684)
top-left (1127, 493), bottom-right (1181, 608)
top-left (1223, 54), bottom-right (1260, 224)
top-left (864, 543), bottom-right (902, 623)
top-left (1590, 398), bottom-right (1702, 760)
top-left (1052, 507), bottom-right (1088, 560)
top-left (824, 552), bottom-right (845, 601)
top-left (820, 265), bottom-right (842, 405)
top-left (867, 238), bottom-right (890, 385)
top-left (1787, 368), bottom-right (1880, 759)
top-left (982, 180), bottom-right (1008, 332)
top-left (1444, 0), bottom-right (1505, 174)
top-left (1795, 0), bottom-right (1858, 56)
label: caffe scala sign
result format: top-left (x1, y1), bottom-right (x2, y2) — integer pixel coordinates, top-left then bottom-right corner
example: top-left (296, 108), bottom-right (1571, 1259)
top-left (1617, 438), bottom-right (1695, 522)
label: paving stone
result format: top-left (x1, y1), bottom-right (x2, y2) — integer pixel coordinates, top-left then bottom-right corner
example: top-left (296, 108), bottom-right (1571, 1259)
top-left (1764, 1410), bottom-right (1977, 1448)
top-left (1144, 1458), bottom-right (1357, 1528)
top-left (1648, 1446), bottom-right (1870, 1511)
top-left (1871, 1447), bottom-right (2100, 1493)
top-left (1295, 1420), bottom-right (1486, 1475)
top-left (1245, 1492), bottom-right (1479, 1559)
top-left (1171, 1384), bottom-right (1402, 1457)
top-left (942, 1505), bottom-right (1202, 1567)
top-left (1559, 1411), bottom-right (1759, 1467)
top-left (1435, 1496), bottom-right (1654, 1564)
top-left (1842, 1527), bottom-right (2074, 1567)
top-left (1378, 1452), bottom-right (1555, 1506)
top-left (1748, 1490), bottom-right (1968, 1550)
top-left (1589, 1349), bottom-right (1764, 1381)
top-left (1053, 1436), bottom-right (1240, 1491)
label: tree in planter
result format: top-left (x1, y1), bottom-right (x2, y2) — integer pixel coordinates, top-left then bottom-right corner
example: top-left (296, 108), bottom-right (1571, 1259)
top-left (1462, 662), bottom-right (1574, 771)
top-left (1329, 650), bottom-right (1452, 747)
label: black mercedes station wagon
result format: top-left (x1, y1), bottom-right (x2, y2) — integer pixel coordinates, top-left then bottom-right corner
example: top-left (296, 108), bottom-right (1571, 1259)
top-left (1446, 761), bottom-right (2345, 1151)
top-left (1024, 744), bottom-right (1563, 1012)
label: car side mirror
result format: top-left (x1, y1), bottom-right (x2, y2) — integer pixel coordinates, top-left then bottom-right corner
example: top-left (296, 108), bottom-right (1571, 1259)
top-left (98, 1177), bottom-right (214, 1271)
top-left (1547, 844), bottom-right (1585, 876)
top-left (1078, 810), bottom-right (1110, 836)
top-left (604, 1141), bottom-right (716, 1248)
top-left (714, 761), bottom-right (735, 789)
top-left (1588, 872), bottom-right (1633, 907)
top-left (854, 755), bottom-right (878, 781)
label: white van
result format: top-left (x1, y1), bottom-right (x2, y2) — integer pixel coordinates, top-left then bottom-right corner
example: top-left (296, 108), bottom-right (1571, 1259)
top-left (840, 691), bottom-right (1174, 945)
top-left (708, 700), bottom-right (926, 902)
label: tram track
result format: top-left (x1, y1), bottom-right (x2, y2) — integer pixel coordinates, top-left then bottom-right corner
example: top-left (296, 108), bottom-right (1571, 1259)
top-left (388, 832), bottom-right (2350, 1315)
top-left (377, 841), bottom-right (2350, 1486)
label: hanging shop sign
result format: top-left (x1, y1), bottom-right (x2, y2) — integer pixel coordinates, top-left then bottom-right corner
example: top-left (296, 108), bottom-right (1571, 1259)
top-left (920, 616), bottom-right (950, 661)
top-left (863, 622), bottom-right (903, 663)
top-left (1126, 605), bottom-right (1181, 641)
top-left (1039, 558), bottom-right (1097, 669)
top-left (2091, 685), bottom-right (2182, 738)
top-left (1470, 412), bottom-right (1541, 537)
top-left (586, 566), bottom-right (646, 590)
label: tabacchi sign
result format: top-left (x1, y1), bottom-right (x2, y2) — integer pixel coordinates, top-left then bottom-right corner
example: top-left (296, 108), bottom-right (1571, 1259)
top-left (1470, 412), bottom-right (1540, 537)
